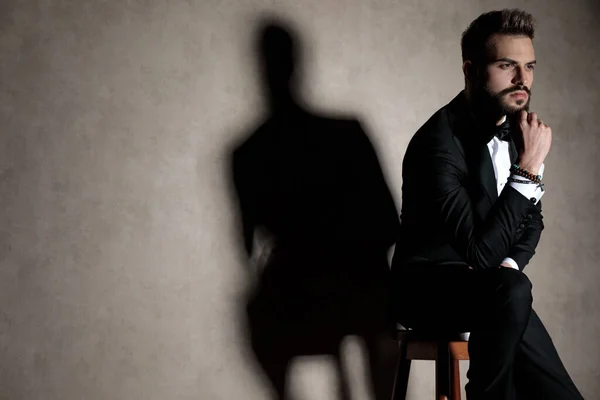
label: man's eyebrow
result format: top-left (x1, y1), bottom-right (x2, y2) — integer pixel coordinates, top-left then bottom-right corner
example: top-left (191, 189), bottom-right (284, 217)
top-left (493, 57), bottom-right (537, 65)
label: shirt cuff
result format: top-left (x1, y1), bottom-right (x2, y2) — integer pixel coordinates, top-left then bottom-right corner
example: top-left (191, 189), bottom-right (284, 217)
top-left (508, 163), bottom-right (545, 204)
top-left (502, 257), bottom-right (520, 270)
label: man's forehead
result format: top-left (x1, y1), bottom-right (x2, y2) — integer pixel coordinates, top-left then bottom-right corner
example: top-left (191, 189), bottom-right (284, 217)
top-left (486, 34), bottom-right (535, 61)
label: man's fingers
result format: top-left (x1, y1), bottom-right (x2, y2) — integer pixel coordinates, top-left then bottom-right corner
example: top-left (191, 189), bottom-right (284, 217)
top-left (520, 110), bottom-right (528, 124)
top-left (528, 112), bottom-right (538, 125)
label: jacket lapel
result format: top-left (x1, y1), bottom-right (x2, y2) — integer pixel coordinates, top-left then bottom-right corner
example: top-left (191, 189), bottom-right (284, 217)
top-left (447, 92), bottom-right (498, 215)
top-left (476, 144), bottom-right (498, 205)
top-left (508, 139), bottom-right (518, 165)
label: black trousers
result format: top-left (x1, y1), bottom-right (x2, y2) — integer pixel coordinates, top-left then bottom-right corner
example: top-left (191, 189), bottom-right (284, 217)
top-left (392, 265), bottom-right (583, 400)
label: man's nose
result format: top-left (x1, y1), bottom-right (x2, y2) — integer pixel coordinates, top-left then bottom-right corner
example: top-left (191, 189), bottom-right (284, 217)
top-left (512, 66), bottom-right (528, 86)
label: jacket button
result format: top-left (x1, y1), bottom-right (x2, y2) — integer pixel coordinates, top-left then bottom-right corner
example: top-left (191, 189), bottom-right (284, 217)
top-left (517, 228), bottom-right (523, 234)
top-left (519, 223), bottom-right (526, 229)
top-left (530, 197), bottom-right (537, 203)
top-left (527, 214), bottom-right (533, 220)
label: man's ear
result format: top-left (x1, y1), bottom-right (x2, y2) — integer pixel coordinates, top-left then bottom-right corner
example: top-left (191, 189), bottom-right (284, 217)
top-left (462, 60), bottom-right (475, 82)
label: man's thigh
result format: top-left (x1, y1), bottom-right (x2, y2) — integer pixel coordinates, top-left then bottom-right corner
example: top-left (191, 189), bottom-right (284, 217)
top-left (392, 265), bottom-right (526, 331)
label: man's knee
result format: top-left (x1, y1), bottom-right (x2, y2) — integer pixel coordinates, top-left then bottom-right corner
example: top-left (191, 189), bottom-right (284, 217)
top-left (494, 268), bottom-right (533, 323)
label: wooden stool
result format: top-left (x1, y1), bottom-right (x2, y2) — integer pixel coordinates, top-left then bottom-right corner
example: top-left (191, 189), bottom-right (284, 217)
top-left (391, 330), bottom-right (470, 400)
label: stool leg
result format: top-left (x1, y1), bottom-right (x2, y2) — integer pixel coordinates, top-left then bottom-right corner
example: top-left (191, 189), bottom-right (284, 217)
top-left (450, 359), bottom-right (461, 400)
top-left (435, 342), bottom-right (451, 400)
top-left (391, 341), bottom-right (411, 400)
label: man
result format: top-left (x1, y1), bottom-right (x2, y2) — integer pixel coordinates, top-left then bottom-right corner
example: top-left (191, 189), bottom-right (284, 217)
top-left (391, 9), bottom-right (584, 400)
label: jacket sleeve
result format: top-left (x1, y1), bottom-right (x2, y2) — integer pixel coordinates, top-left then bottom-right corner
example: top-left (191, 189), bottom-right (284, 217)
top-left (409, 131), bottom-right (540, 270)
top-left (507, 200), bottom-right (544, 271)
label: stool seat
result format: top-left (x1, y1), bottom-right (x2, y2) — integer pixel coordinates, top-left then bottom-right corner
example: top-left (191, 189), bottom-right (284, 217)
top-left (392, 329), bottom-right (470, 400)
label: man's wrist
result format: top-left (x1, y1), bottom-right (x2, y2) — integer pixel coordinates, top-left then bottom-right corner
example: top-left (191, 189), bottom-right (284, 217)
top-left (516, 158), bottom-right (542, 176)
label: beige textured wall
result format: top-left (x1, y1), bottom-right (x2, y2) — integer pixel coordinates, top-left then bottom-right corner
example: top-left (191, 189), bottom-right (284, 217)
top-left (1, 0), bottom-right (599, 399)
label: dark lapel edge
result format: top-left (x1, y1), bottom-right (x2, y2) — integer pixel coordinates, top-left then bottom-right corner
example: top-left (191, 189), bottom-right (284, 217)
top-left (446, 91), bottom-right (498, 205)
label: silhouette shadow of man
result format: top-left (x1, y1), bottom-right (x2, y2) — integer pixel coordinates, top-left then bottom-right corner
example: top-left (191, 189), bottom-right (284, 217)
top-left (229, 17), bottom-right (401, 400)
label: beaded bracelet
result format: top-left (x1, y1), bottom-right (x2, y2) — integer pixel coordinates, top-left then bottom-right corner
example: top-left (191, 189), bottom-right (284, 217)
top-left (510, 164), bottom-right (542, 183)
top-left (507, 177), bottom-right (537, 184)
top-left (509, 164), bottom-right (545, 192)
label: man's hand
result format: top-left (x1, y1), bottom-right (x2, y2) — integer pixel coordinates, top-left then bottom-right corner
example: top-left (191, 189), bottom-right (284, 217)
top-left (515, 110), bottom-right (552, 176)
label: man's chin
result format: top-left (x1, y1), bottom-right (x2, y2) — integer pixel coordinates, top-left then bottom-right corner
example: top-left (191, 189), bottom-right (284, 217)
top-left (501, 100), bottom-right (529, 116)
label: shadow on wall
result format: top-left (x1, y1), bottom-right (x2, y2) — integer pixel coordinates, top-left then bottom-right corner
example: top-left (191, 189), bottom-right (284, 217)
top-left (226, 15), bottom-right (401, 400)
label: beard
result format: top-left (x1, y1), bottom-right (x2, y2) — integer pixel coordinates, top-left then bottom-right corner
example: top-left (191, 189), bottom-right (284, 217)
top-left (472, 83), bottom-right (532, 122)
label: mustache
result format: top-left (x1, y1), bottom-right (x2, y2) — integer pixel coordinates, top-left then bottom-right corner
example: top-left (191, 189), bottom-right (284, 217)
top-left (498, 85), bottom-right (530, 96)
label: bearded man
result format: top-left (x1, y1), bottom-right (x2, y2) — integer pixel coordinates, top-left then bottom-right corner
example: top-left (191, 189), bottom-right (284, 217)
top-left (391, 9), bottom-right (584, 400)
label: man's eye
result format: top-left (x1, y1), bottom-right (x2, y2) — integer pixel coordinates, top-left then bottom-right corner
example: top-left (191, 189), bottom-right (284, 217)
top-left (526, 64), bottom-right (536, 70)
top-left (500, 63), bottom-right (513, 69)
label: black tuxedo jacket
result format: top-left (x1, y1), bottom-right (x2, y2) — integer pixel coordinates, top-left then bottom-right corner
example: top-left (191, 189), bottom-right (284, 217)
top-left (391, 91), bottom-right (544, 272)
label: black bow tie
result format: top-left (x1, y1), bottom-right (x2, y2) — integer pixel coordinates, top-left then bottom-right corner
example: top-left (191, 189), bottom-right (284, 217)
top-left (495, 120), bottom-right (512, 141)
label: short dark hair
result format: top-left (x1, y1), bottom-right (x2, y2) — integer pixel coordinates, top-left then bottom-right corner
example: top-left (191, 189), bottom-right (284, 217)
top-left (461, 9), bottom-right (535, 64)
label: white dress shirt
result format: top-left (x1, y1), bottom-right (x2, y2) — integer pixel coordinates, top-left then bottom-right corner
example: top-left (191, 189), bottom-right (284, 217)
top-left (488, 115), bottom-right (545, 270)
